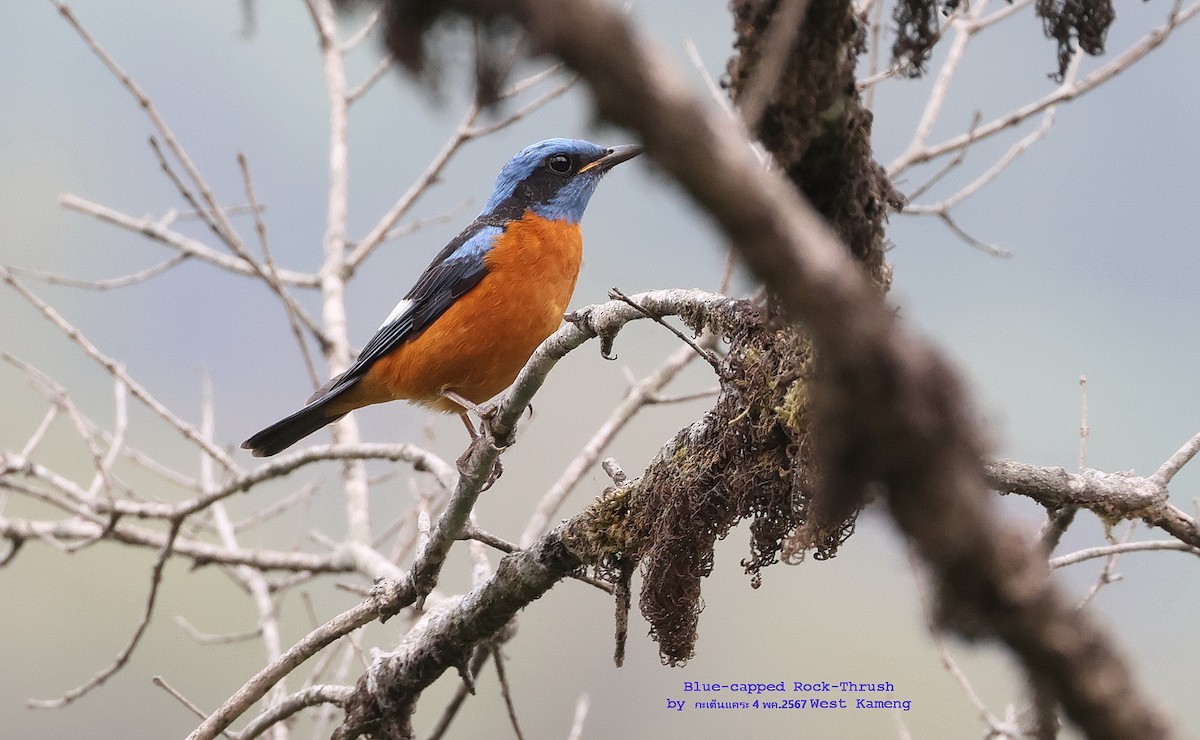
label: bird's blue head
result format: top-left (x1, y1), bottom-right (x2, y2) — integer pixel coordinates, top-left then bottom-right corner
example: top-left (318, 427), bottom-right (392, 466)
top-left (481, 138), bottom-right (642, 224)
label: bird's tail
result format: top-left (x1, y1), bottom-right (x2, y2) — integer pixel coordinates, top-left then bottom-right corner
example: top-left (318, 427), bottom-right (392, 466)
top-left (241, 397), bottom-right (346, 458)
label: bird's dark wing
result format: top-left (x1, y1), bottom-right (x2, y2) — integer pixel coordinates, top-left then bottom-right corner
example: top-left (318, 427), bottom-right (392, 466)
top-left (307, 222), bottom-right (502, 404)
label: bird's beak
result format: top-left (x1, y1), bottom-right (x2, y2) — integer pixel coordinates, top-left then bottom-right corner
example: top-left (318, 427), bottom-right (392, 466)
top-left (578, 144), bottom-right (644, 173)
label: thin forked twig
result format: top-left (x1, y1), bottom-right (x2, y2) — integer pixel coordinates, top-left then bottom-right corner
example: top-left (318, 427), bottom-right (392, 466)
top-left (906, 550), bottom-right (1017, 737)
top-left (889, 0), bottom-right (1200, 175)
top-left (237, 151), bottom-right (325, 383)
top-left (492, 647), bottom-right (526, 740)
top-left (1050, 539), bottom-right (1200, 569)
top-left (1076, 523), bottom-right (1135, 610)
top-left (58, 193), bottom-right (318, 286)
top-left (425, 647), bottom-right (494, 740)
top-left (54, 2), bottom-right (251, 254)
top-left (2, 266), bottom-right (238, 471)
top-left (1152, 430), bottom-right (1200, 485)
top-left (153, 676), bottom-right (234, 738)
top-left (608, 288), bottom-right (722, 375)
top-left (29, 520), bottom-right (183, 708)
top-left (4, 255), bottom-right (190, 291)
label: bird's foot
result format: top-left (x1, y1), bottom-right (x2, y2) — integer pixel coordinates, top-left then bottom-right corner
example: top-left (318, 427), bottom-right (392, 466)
top-left (455, 443), bottom-right (503, 491)
top-left (444, 392), bottom-right (503, 490)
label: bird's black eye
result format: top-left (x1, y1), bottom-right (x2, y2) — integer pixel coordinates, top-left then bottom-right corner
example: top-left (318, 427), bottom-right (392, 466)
top-left (547, 154), bottom-right (572, 174)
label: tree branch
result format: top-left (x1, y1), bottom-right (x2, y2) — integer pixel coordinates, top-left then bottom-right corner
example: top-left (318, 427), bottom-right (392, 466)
top-left (187, 578), bottom-right (415, 740)
top-left (987, 458), bottom-right (1200, 548)
top-left (238, 684), bottom-right (354, 740)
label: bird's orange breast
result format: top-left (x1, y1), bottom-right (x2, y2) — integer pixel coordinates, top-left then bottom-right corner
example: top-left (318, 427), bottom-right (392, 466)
top-left (341, 213), bottom-right (583, 414)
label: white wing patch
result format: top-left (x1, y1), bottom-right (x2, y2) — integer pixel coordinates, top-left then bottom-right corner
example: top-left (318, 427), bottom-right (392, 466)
top-left (379, 299), bottom-right (414, 330)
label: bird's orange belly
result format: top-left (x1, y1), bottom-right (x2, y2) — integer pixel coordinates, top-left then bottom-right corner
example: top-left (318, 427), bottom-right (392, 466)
top-left (346, 214), bottom-right (583, 413)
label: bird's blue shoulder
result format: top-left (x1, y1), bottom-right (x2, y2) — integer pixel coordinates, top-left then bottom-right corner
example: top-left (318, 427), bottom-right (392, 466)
top-left (446, 222), bottom-right (504, 263)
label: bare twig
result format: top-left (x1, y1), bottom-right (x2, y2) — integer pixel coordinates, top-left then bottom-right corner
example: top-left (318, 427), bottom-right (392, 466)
top-left (0, 515), bottom-right (354, 573)
top-left (934, 212), bottom-right (1013, 258)
top-left (347, 61), bottom-right (574, 270)
top-left (176, 616), bottom-right (264, 646)
top-left (84, 376), bottom-right (128, 501)
top-left (908, 550), bottom-right (1014, 737)
top-left (1152, 431), bottom-right (1200, 485)
top-left (346, 106), bottom-right (479, 270)
top-left (346, 57), bottom-right (393, 104)
top-left (187, 579), bottom-right (415, 740)
top-left (341, 5), bottom-right (383, 52)
top-left (1076, 523), bottom-right (1134, 610)
top-left (425, 647), bottom-right (494, 740)
top-left (1050, 539), bottom-right (1200, 569)
top-left (54, 2), bottom-right (256, 256)
top-left (462, 522), bottom-right (613, 593)
top-left (237, 152), bottom-right (325, 384)
top-left (239, 685), bottom-right (354, 740)
top-left (29, 520), bottom-right (182, 708)
top-left (464, 75), bottom-right (576, 138)
top-left (2, 265), bottom-right (229, 471)
top-left (153, 676), bottom-right (232, 737)
top-left (147, 136), bottom-right (228, 248)
top-left (1079, 375), bottom-right (1090, 471)
top-left (608, 288), bottom-right (722, 375)
top-left (233, 482), bottom-right (321, 534)
top-left (462, 521), bottom-right (518, 553)
top-left (58, 194), bottom-right (317, 286)
top-left (889, 1), bottom-right (1200, 175)
top-left (902, 111), bottom-right (981, 203)
top-left (15, 404), bottom-right (59, 462)
top-left (309, 641), bottom-right (360, 740)
top-left (203, 372), bottom-right (291, 740)
top-left (902, 50), bottom-right (1082, 256)
top-left (4, 255), bottom-right (190, 291)
top-left (492, 647), bottom-right (526, 740)
top-left (308, 0), bottom-right (374, 548)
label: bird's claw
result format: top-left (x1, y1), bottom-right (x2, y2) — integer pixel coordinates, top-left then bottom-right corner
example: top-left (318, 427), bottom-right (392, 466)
top-left (456, 445), bottom-right (503, 491)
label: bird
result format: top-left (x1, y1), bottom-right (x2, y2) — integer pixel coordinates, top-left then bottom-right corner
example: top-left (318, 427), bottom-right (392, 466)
top-left (242, 138), bottom-right (642, 457)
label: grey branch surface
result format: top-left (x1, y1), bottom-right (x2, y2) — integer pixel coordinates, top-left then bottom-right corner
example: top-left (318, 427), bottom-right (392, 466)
top-left (986, 458), bottom-right (1200, 547)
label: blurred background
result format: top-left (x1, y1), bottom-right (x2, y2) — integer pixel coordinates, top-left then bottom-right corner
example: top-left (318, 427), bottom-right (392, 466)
top-left (2, 1), bottom-right (1198, 737)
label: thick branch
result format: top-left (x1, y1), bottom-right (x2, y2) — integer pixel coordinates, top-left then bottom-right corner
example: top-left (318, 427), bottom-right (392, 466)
top-left (988, 458), bottom-right (1200, 548)
top-left (337, 519), bottom-right (585, 738)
